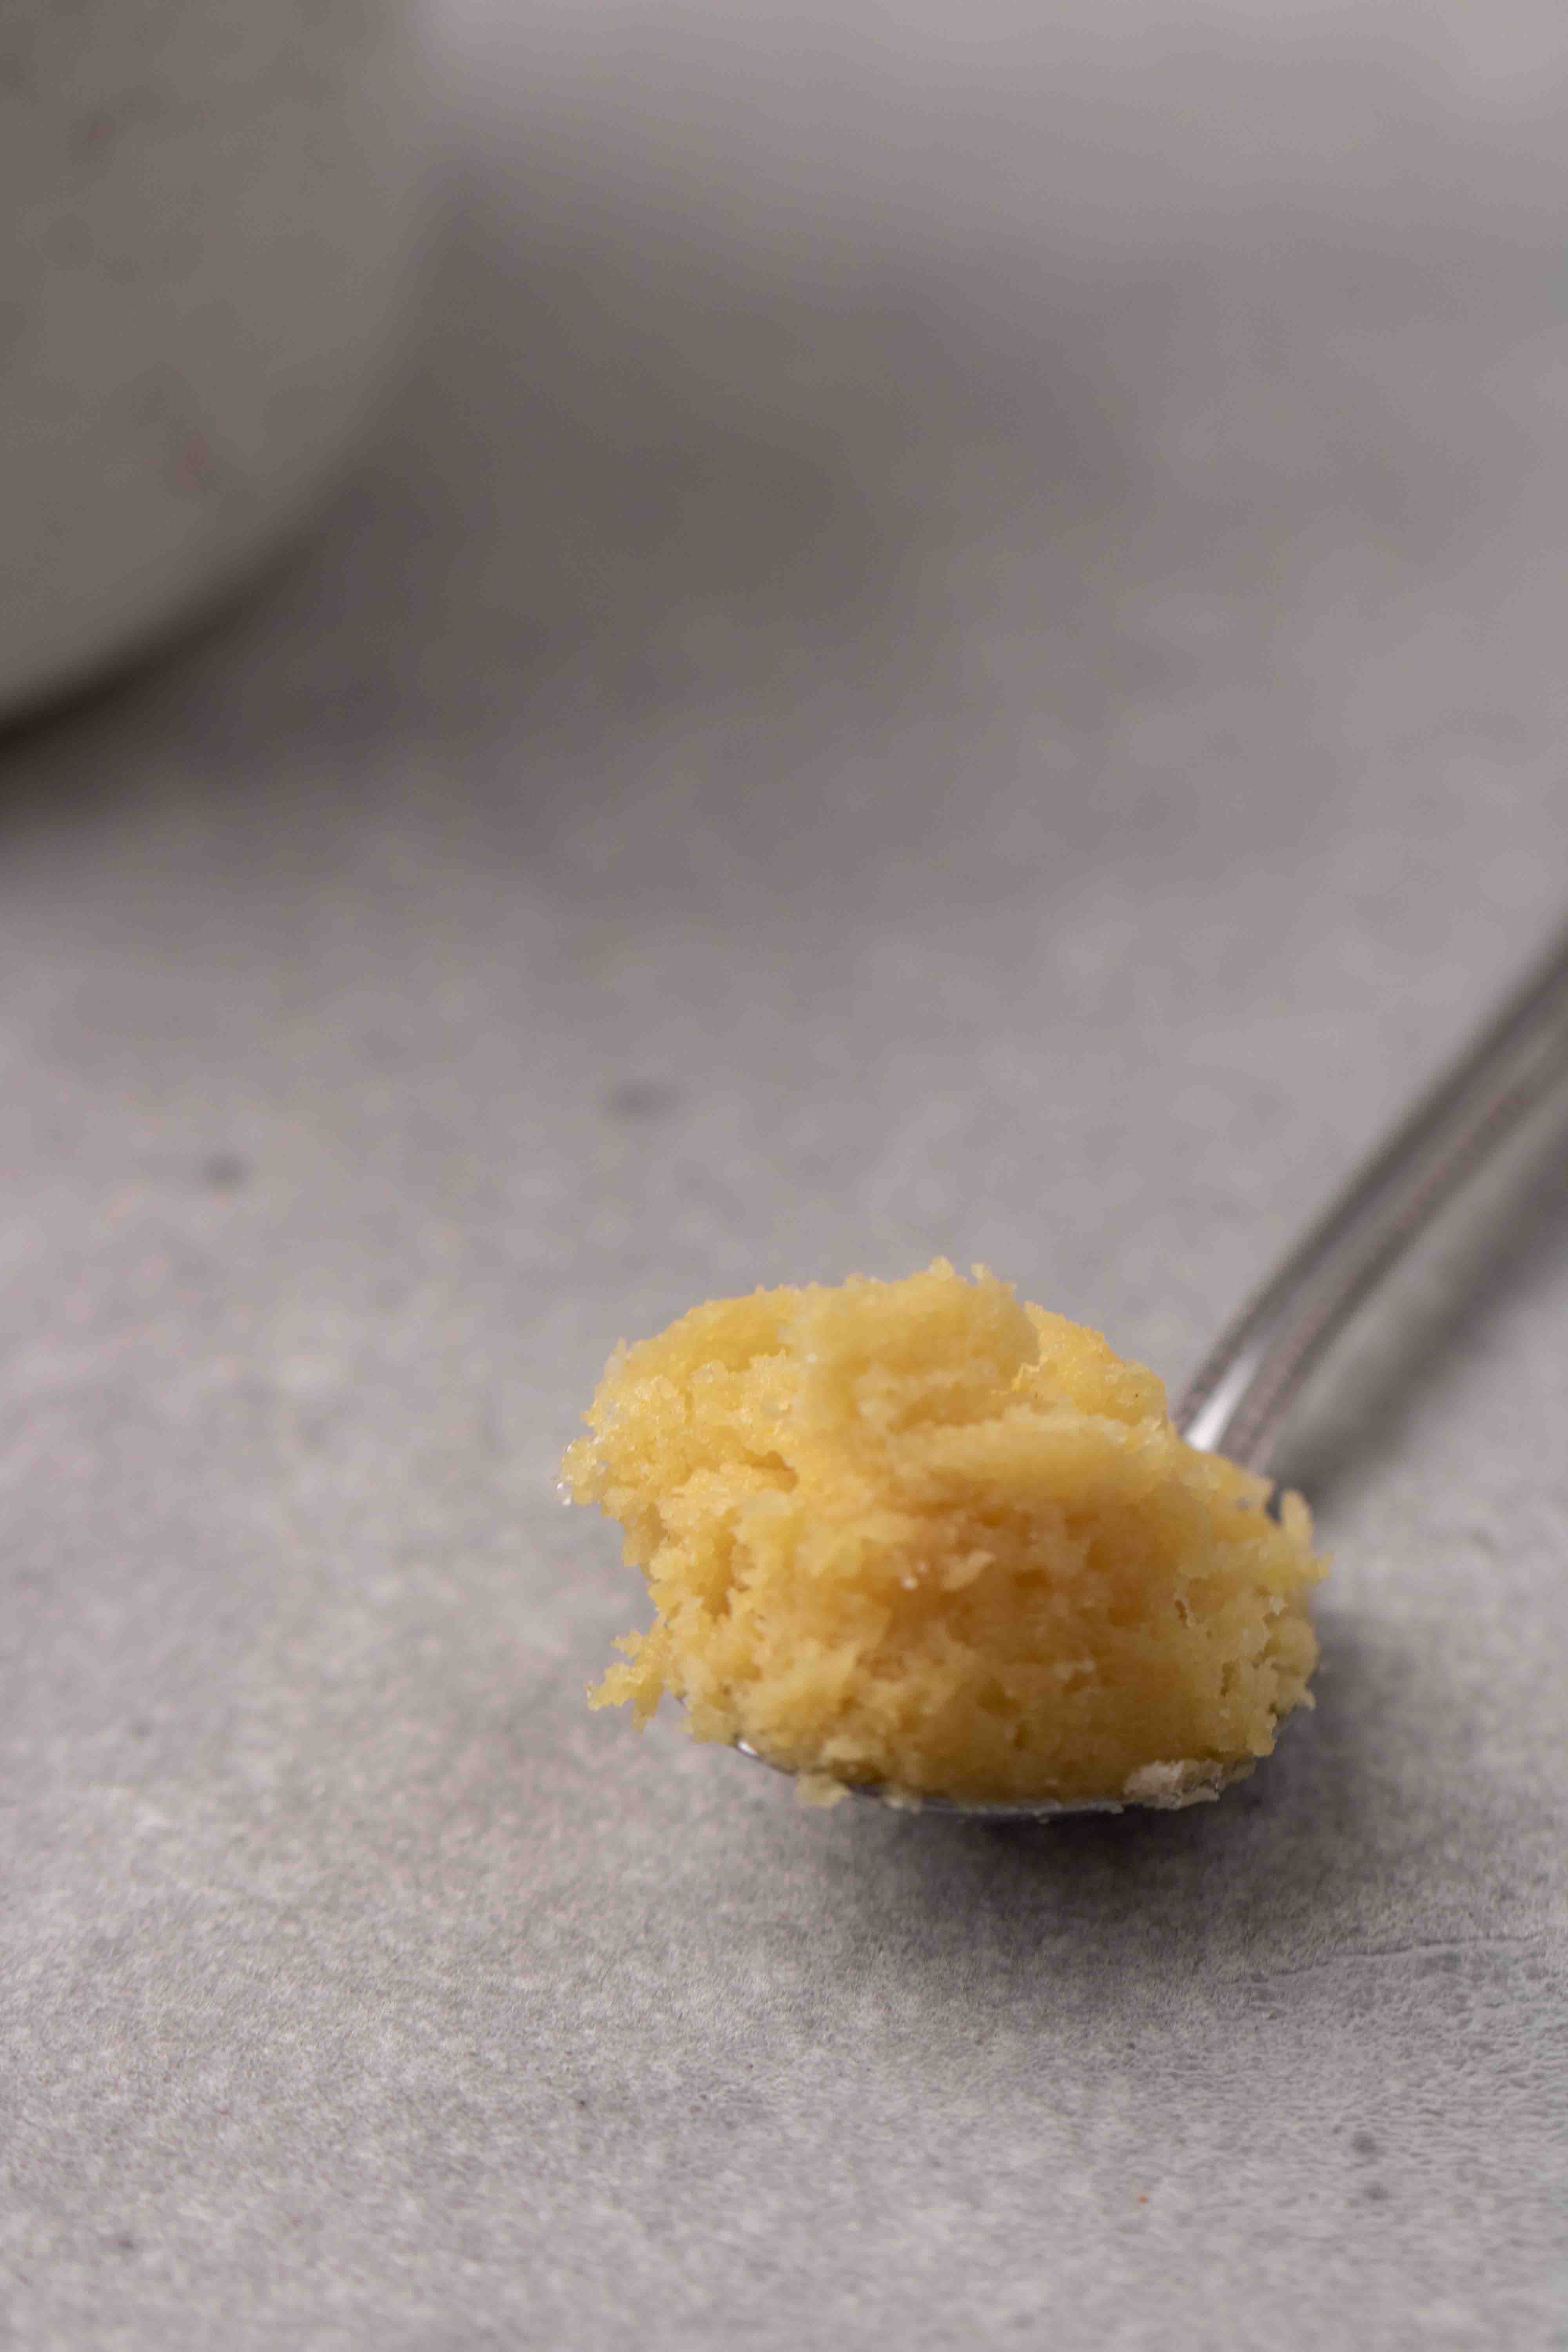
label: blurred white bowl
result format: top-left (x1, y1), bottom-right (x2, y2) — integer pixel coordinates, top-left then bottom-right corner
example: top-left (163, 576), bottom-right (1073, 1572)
top-left (0, 0), bottom-right (437, 719)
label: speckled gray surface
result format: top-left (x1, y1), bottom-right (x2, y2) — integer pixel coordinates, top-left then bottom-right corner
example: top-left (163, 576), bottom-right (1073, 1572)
top-left (3, 7), bottom-right (1567, 2347)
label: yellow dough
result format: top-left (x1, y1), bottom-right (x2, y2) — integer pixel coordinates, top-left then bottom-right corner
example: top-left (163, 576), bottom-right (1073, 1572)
top-left (563, 1261), bottom-right (1325, 1807)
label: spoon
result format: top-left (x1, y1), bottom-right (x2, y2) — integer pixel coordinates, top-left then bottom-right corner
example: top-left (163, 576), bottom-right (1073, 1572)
top-left (739, 923), bottom-right (1568, 1818)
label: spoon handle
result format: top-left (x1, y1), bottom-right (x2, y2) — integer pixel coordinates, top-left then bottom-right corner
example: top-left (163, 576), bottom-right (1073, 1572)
top-left (1174, 926), bottom-right (1568, 1471)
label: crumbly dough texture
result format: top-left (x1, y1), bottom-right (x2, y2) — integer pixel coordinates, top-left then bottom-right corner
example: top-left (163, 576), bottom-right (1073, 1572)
top-left (564, 1262), bottom-right (1325, 1806)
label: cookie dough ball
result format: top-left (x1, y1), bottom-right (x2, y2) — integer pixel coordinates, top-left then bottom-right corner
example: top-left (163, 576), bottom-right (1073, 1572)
top-left (563, 1261), bottom-right (1324, 1807)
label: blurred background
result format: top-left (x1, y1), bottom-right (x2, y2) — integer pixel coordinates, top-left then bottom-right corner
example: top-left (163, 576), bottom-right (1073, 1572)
top-left (4, 4), bottom-right (1566, 2346)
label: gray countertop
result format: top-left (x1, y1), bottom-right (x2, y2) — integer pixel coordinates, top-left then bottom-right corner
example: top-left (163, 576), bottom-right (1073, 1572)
top-left (3, 7), bottom-right (1566, 2346)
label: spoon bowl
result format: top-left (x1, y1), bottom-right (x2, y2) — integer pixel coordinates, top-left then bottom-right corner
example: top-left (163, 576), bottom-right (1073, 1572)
top-left (735, 1740), bottom-right (1250, 1816)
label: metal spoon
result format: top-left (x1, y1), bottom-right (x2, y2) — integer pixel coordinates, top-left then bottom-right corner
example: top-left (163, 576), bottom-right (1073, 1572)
top-left (739, 924), bottom-right (1568, 1818)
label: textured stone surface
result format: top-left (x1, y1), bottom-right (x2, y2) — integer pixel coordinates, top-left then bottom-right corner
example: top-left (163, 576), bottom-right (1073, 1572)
top-left (2, 5), bottom-right (1566, 2345)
